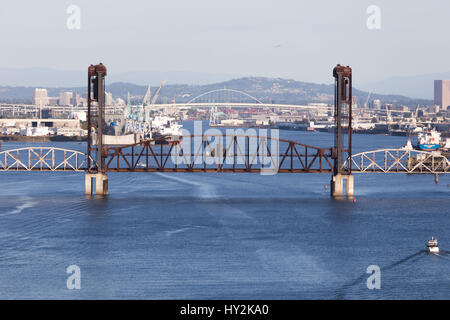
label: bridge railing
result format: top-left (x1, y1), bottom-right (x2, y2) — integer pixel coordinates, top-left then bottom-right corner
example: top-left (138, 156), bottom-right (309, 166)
top-left (103, 135), bottom-right (334, 174)
top-left (344, 149), bottom-right (450, 174)
top-left (0, 147), bottom-right (95, 172)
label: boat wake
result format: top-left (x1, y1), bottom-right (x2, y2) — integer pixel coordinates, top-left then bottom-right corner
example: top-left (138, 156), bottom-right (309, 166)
top-left (154, 172), bottom-right (217, 199)
top-left (336, 250), bottom-right (427, 299)
top-left (434, 250), bottom-right (450, 260)
top-left (382, 250), bottom-right (427, 272)
top-left (164, 225), bottom-right (207, 237)
top-left (164, 227), bottom-right (193, 237)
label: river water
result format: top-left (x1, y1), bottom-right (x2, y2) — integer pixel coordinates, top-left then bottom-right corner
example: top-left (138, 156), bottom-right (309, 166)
top-left (0, 121), bottom-right (449, 299)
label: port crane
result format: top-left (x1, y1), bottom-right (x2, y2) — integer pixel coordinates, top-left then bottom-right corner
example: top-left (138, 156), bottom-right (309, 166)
top-left (124, 81), bottom-right (167, 136)
top-left (142, 86), bottom-right (152, 106)
top-left (143, 80), bottom-right (166, 120)
top-left (151, 81), bottom-right (166, 105)
top-left (364, 91), bottom-right (372, 109)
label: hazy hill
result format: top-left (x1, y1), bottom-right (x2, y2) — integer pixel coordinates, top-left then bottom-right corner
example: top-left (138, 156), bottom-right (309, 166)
top-left (360, 72), bottom-right (450, 100)
top-left (0, 67), bottom-right (238, 88)
top-left (0, 77), bottom-right (432, 107)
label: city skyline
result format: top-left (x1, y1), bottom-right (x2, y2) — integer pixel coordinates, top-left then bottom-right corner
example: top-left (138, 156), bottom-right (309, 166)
top-left (0, 67), bottom-right (449, 102)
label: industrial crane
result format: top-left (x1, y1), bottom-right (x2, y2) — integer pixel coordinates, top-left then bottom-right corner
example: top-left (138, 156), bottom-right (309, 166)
top-left (124, 80), bottom-right (167, 136)
top-left (141, 81), bottom-right (166, 107)
top-left (142, 81), bottom-right (166, 121)
top-left (142, 85), bottom-right (151, 106)
top-left (151, 80), bottom-right (166, 105)
top-left (364, 91), bottom-right (372, 109)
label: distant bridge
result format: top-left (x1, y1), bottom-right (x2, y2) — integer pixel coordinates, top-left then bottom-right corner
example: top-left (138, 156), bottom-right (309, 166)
top-left (153, 102), bottom-right (330, 110)
top-left (0, 88), bottom-right (331, 114)
top-left (152, 88), bottom-right (332, 111)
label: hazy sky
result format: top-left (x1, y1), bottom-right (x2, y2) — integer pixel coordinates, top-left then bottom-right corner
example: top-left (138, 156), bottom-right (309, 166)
top-left (1, 0), bottom-right (449, 85)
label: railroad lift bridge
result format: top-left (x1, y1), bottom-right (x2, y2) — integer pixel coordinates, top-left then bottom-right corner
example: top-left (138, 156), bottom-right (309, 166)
top-left (0, 64), bottom-right (449, 197)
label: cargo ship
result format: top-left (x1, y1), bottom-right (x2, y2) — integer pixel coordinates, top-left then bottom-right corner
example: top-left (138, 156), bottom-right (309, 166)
top-left (151, 116), bottom-right (183, 145)
top-left (417, 128), bottom-right (441, 151)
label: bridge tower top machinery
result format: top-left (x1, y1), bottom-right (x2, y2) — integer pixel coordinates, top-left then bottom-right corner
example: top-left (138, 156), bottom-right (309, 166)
top-left (87, 63), bottom-right (107, 172)
top-left (331, 64), bottom-right (354, 198)
top-left (86, 63), bottom-right (108, 195)
top-left (332, 64), bottom-right (352, 175)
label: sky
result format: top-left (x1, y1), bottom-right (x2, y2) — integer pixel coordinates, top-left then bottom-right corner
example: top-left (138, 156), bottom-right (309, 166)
top-left (0, 0), bottom-right (449, 86)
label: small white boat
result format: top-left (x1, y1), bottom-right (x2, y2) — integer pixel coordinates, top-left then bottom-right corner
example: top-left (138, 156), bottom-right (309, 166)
top-left (401, 139), bottom-right (413, 150)
top-left (426, 237), bottom-right (439, 253)
top-left (136, 161), bottom-right (146, 168)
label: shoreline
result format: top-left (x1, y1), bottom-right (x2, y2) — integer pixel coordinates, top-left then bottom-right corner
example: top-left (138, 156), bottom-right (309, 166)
top-left (0, 135), bottom-right (86, 142)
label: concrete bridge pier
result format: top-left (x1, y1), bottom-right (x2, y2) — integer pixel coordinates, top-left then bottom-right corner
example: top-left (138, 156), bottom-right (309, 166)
top-left (85, 173), bottom-right (109, 196)
top-left (331, 174), bottom-right (354, 198)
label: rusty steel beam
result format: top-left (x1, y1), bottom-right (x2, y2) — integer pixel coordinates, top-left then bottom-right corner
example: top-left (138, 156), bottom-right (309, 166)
top-left (0, 145), bottom-right (448, 174)
top-left (101, 135), bottom-right (334, 173)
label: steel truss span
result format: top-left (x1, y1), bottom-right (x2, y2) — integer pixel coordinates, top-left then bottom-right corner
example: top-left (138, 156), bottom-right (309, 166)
top-left (346, 149), bottom-right (450, 174)
top-left (1, 145), bottom-right (449, 175)
top-left (0, 147), bottom-right (94, 172)
top-left (103, 135), bottom-right (334, 173)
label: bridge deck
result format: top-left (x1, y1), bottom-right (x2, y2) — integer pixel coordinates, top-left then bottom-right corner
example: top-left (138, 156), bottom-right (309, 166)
top-left (0, 142), bottom-right (449, 174)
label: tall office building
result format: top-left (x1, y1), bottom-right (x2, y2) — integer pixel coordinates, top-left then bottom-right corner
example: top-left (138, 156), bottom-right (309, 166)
top-left (73, 93), bottom-right (87, 107)
top-left (59, 91), bottom-right (73, 106)
top-left (434, 80), bottom-right (450, 111)
top-left (33, 88), bottom-right (49, 106)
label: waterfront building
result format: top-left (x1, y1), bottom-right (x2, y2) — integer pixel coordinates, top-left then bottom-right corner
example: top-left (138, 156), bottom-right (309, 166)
top-left (0, 118), bottom-right (83, 137)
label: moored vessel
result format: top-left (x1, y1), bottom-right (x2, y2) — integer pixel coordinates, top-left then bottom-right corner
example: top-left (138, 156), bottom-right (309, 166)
top-left (151, 116), bottom-right (183, 144)
top-left (417, 128), bottom-right (441, 151)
